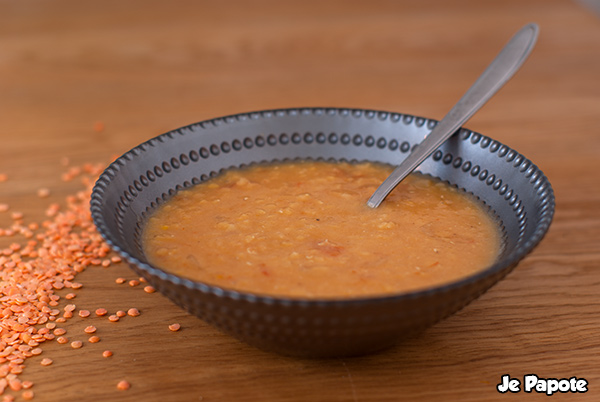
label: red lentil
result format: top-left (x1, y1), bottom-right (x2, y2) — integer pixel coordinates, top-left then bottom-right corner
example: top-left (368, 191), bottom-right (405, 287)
top-left (116, 310), bottom-right (126, 318)
top-left (115, 278), bottom-right (126, 284)
top-left (108, 315), bottom-right (119, 322)
top-left (53, 328), bottom-right (66, 336)
top-left (84, 325), bottom-right (97, 334)
top-left (10, 212), bottom-right (23, 221)
top-left (127, 308), bottom-right (140, 317)
top-left (128, 279), bottom-right (140, 287)
top-left (168, 323), bottom-right (181, 332)
top-left (71, 340), bottom-right (83, 349)
top-left (116, 380), bottom-right (130, 391)
top-left (88, 336), bottom-right (100, 343)
top-left (95, 308), bottom-right (108, 316)
top-left (65, 293), bottom-right (76, 300)
top-left (8, 379), bottom-right (21, 391)
top-left (102, 350), bottom-right (113, 358)
top-left (56, 336), bottom-right (69, 344)
top-left (22, 390), bottom-right (34, 400)
top-left (37, 188), bottom-right (51, 198)
top-left (143, 285), bottom-right (156, 294)
top-left (40, 358), bottom-right (52, 366)
top-left (79, 310), bottom-right (91, 318)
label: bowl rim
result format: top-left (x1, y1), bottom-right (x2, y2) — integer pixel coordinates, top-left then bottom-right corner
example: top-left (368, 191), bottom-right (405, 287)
top-left (91, 107), bottom-right (555, 307)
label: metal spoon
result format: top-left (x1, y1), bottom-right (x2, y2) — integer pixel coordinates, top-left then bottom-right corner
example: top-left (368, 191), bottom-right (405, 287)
top-left (367, 23), bottom-right (539, 208)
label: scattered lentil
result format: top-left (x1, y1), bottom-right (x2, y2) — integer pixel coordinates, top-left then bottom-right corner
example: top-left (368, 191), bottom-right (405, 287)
top-left (108, 315), bottom-right (119, 322)
top-left (116, 380), bottom-right (130, 391)
top-left (143, 286), bottom-right (156, 294)
top-left (37, 188), bottom-right (51, 198)
top-left (115, 278), bottom-right (126, 284)
top-left (8, 379), bottom-right (21, 391)
top-left (127, 308), bottom-right (140, 317)
top-left (10, 212), bottom-right (23, 221)
top-left (56, 337), bottom-right (69, 344)
top-left (40, 358), bottom-right (53, 366)
top-left (53, 328), bottom-right (66, 336)
top-left (0, 159), bottom-right (165, 398)
top-left (95, 308), bottom-right (108, 316)
top-left (168, 323), bottom-right (181, 332)
top-left (116, 310), bottom-right (126, 318)
top-left (84, 326), bottom-right (97, 334)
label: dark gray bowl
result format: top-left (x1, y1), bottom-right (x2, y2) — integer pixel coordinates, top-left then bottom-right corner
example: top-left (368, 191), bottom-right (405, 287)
top-left (91, 108), bottom-right (554, 357)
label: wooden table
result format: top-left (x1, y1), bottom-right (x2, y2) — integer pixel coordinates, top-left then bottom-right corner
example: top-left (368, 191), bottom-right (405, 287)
top-left (1, 0), bottom-right (599, 400)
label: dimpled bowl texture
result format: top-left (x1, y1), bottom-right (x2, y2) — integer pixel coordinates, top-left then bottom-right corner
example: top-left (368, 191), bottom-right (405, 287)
top-left (90, 108), bottom-right (554, 358)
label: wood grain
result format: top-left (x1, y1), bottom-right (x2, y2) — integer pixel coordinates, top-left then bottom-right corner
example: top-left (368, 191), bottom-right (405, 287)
top-left (1, 0), bottom-right (599, 400)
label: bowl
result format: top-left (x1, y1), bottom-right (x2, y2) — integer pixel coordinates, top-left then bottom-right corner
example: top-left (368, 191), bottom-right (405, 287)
top-left (90, 107), bottom-right (554, 357)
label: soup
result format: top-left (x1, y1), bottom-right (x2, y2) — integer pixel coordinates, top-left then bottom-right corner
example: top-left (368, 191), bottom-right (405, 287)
top-left (142, 161), bottom-right (501, 298)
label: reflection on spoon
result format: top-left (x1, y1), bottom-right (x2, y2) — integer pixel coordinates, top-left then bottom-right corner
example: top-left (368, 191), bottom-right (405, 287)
top-left (367, 23), bottom-right (539, 208)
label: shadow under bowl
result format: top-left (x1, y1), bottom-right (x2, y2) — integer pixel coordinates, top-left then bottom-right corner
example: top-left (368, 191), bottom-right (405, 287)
top-left (91, 108), bottom-right (554, 358)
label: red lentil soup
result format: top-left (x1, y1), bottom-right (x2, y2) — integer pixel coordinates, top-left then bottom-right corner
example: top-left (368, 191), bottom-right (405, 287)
top-left (142, 161), bottom-right (501, 298)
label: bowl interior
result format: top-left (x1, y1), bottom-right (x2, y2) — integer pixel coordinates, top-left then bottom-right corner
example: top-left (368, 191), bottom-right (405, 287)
top-left (93, 108), bottom-right (553, 281)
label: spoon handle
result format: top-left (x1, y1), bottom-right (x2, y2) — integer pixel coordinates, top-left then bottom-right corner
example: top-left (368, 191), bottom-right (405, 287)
top-left (367, 23), bottom-right (539, 208)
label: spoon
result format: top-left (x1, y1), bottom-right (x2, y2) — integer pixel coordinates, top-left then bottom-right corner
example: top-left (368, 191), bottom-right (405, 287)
top-left (367, 23), bottom-right (539, 208)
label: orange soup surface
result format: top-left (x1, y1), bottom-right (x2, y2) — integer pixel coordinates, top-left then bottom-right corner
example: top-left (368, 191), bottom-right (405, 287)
top-left (142, 161), bottom-right (501, 298)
